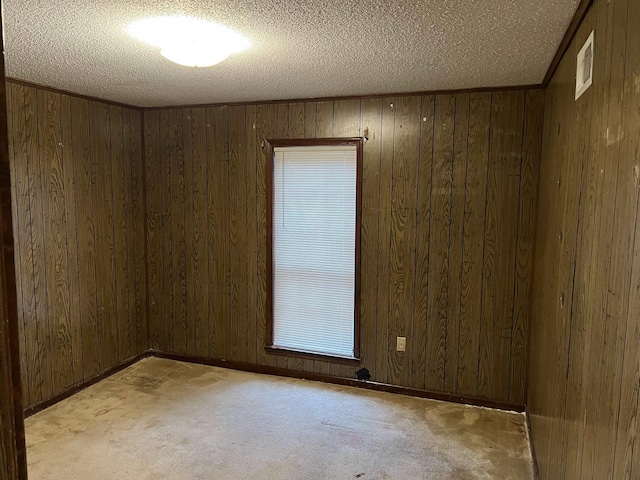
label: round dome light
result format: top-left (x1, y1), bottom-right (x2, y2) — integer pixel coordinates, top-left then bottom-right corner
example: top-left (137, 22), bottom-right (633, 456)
top-left (128, 15), bottom-right (250, 68)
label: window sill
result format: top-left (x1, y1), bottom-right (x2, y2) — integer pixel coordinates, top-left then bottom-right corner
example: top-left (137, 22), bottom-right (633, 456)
top-left (265, 346), bottom-right (361, 365)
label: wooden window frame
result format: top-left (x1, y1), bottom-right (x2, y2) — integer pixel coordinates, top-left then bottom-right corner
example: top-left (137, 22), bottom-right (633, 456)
top-left (264, 138), bottom-right (363, 365)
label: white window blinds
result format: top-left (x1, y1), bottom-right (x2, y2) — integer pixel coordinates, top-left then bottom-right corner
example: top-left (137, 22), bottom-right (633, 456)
top-left (272, 145), bottom-right (357, 358)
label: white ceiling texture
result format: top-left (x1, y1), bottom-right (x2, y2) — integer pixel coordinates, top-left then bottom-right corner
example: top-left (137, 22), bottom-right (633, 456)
top-left (3, 0), bottom-right (580, 107)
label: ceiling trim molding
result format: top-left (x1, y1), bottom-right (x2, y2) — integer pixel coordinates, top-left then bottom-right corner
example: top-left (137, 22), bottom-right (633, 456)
top-left (6, 77), bottom-right (145, 111)
top-left (542, 0), bottom-right (594, 86)
top-left (143, 83), bottom-right (544, 111)
top-left (6, 77), bottom-right (544, 112)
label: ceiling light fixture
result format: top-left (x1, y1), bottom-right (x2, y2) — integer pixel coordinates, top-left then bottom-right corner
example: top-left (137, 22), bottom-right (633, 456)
top-left (128, 15), bottom-right (250, 68)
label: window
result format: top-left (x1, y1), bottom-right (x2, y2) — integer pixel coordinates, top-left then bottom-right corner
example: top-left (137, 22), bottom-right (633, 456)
top-left (265, 138), bottom-right (362, 362)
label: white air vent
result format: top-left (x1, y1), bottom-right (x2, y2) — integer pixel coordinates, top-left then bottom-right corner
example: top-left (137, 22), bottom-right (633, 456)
top-left (575, 31), bottom-right (594, 100)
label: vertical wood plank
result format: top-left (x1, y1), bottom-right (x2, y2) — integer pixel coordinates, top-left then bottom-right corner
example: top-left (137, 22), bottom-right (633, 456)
top-left (477, 91), bottom-right (524, 402)
top-left (256, 104), bottom-right (278, 368)
top-left (446, 93), bottom-right (469, 393)
top-left (315, 101), bottom-right (334, 138)
top-left (27, 86), bottom-right (53, 402)
top-left (159, 109), bottom-right (174, 352)
top-left (611, 0), bottom-right (640, 475)
top-left (189, 108), bottom-right (209, 357)
top-left (169, 110), bottom-right (187, 355)
top-left (5, 85), bottom-right (21, 400)
top-left (590, 1), bottom-right (633, 477)
top-left (509, 90), bottom-right (544, 405)
top-left (38, 90), bottom-right (73, 393)
top-left (457, 92), bottom-right (491, 397)
top-left (70, 97), bottom-right (100, 378)
top-left (530, 80), bottom-right (557, 458)
top-left (10, 84), bottom-right (41, 405)
top-left (6, 84), bottom-right (30, 403)
top-left (412, 95), bottom-right (435, 390)
top-left (545, 10), bottom-right (608, 473)
top-left (559, 53), bottom-right (594, 477)
top-left (426, 94), bottom-right (455, 392)
top-left (564, 7), bottom-right (610, 476)
top-left (0, 47), bottom-right (28, 479)
top-left (304, 102), bottom-right (316, 139)
top-left (38, 90), bottom-right (73, 392)
top-left (60, 94), bottom-right (83, 380)
top-left (144, 110), bottom-right (162, 350)
top-left (288, 103), bottom-right (305, 139)
top-left (529, 56), bottom-right (573, 479)
top-left (183, 109), bottom-right (195, 356)
top-left (360, 98), bottom-right (383, 381)
top-left (89, 101), bottom-right (117, 370)
top-left (334, 99), bottom-right (361, 137)
top-left (245, 105), bottom-right (258, 364)
top-left (130, 110), bottom-right (147, 353)
top-left (121, 108), bottom-right (137, 355)
top-left (207, 106), bottom-right (230, 360)
top-left (229, 105), bottom-right (248, 363)
top-left (374, 98), bottom-right (395, 384)
top-left (388, 96), bottom-right (420, 387)
top-left (110, 106), bottom-right (131, 361)
top-left (557, 7), bottom-right (607, 476)
top-left (276, 103), bottom-right (289, 138)
top-left (542, 61), bottom-right (581, 475)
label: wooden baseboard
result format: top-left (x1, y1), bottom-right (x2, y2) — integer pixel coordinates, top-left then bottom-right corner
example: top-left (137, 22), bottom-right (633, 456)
top-left (23, 349), bottom-right (525, 416)
top-left (152, 350), bottom-right (525, 413)
top-left (23, 351), bottom-right (153, 418)
top-left (525, 407), bottom-right (540, 479)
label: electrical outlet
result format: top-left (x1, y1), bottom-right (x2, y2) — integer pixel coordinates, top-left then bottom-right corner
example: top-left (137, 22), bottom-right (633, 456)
top-left (396, 336), bottom-right (406, 352)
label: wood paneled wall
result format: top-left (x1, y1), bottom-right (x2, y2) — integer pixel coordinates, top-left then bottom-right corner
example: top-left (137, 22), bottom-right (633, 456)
top-left (144, 88), bottom-right (543, 406)
top-left (527, 0), bottom-right (640, 478)
top-left (5, 82), bottom-right (148, 409)
top-left (0, 26), bottom-right (27, 477)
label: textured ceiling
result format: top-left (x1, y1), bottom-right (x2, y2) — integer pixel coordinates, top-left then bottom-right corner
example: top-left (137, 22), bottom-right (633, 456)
top-left (3, 0), bottom-right (580, 107)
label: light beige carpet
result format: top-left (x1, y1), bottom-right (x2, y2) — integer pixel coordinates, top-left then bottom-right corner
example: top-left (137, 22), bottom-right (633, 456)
top-left (25, 357), bottom-right (534, 479)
